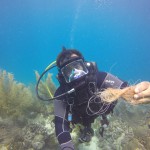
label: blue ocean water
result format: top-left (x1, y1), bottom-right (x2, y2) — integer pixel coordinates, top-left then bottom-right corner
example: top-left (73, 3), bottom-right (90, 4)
top-left (0, 0), bottom-right (150, 85)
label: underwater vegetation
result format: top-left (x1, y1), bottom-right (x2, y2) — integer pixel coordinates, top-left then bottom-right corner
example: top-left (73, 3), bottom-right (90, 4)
top-left (0, 69), bottom-right (150, 150)
top-left (0, 70), bottom-right (34, 122)
top-left (0, 69), bottom-right (58, 149)
top-left (0, 70), bottom-right (54, 123)
top-left (76, 100), bottom-right (150, 150)
top-left (35, 70), bottom-right (56, 99)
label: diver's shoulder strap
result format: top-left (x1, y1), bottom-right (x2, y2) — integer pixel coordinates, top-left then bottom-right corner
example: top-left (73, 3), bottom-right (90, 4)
top-left (101, 73), bottom-right (124, 89)
top-left (85, 61), bottom-right (98, 74)
top-left (85, 61), bottom-right (99, 94)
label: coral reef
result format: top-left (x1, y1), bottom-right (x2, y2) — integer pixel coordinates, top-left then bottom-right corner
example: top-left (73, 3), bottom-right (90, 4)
top-left (74, 99), bottom-right (150, 150)
top-left (0, 69), bottom-right (58, 149)
top-left (0, 114), bottom-right (58, 150)
top-left (0, 69), bottom-right (150, 150)
top-left (0, 70), bottom-right (56, 123)
top-left (0, 70), bottom-right (33, 122)
top-left (81, 116), bottom-right (134, 150)
top-left (113, 100), bottom-right (150, 150)
top-left (0, 119), bottom-right (20, 146)
top-left (8, 122), bottom-right (57, 150)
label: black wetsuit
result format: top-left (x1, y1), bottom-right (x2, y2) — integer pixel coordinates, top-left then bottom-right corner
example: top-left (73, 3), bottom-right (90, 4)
top-left (54, 71), bottom-right (128, 150)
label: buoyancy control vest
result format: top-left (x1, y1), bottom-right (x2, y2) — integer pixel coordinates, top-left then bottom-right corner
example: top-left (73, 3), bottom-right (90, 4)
top-left (63, 61), bottom-right (99, 124)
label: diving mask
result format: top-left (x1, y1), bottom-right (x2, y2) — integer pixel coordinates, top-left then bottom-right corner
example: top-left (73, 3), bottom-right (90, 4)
top-left (61, 59), bottom-right (88, 83)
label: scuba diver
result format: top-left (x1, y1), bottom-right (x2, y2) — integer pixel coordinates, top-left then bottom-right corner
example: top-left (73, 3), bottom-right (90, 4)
top-left (54, 47), bottom-right (128, 150)
top-left (35, 47), bottom-right (150, 150)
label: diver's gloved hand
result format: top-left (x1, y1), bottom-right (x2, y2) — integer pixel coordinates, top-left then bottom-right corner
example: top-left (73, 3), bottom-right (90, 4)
top-left (78, 126), bottom-right (94, 143)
